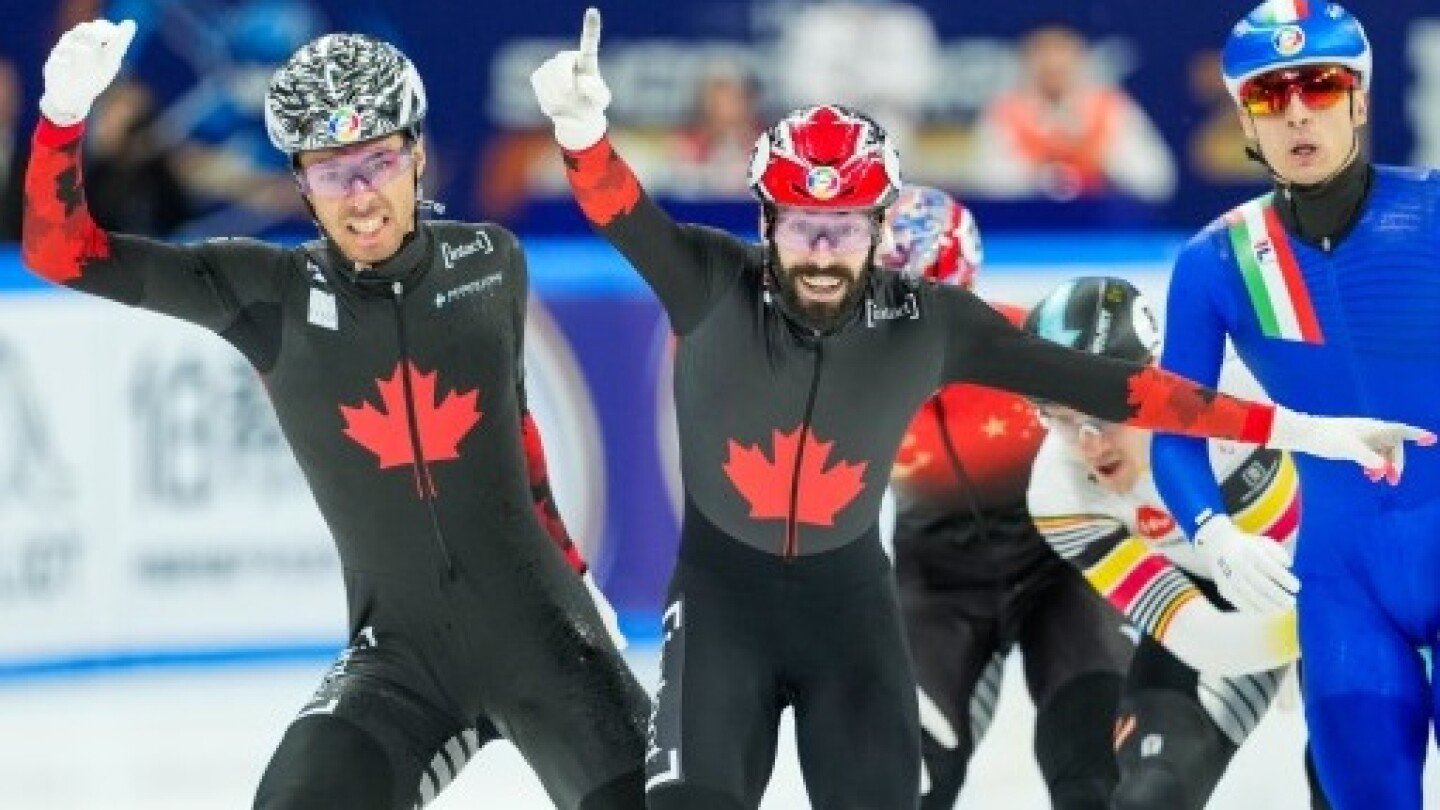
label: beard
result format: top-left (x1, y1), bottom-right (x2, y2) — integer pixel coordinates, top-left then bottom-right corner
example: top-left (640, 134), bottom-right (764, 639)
top-left (773, 261), bottom-right (871, 333)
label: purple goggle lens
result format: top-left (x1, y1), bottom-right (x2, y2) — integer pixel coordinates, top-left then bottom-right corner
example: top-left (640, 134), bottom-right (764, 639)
top-left (299, 146), bottom-right (415, 198)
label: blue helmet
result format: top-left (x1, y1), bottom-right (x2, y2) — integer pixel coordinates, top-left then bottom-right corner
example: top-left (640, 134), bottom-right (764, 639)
top-left (1221, 1), bottom-right (1371, 101)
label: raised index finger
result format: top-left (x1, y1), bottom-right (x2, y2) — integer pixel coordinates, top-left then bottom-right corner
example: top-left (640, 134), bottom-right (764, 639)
top-left (577, 7), bottom-right (601, 72)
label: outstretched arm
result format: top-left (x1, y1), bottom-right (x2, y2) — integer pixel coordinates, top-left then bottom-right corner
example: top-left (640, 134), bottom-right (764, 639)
top-left (935, 283), bottom-right (1431, 475)
top-left (939, 284), bottom-right (1270, 441)
top-left (532, 8), bottom-right (747, 334)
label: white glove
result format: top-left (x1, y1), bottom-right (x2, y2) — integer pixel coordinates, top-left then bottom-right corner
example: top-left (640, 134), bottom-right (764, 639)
top-left (583, 572), bottom-right (627, 650)
top-left (1266, 405), bottom-right (1435, 484)
top-left (40, 19), bottom-right (137, 126)
top-left (1163, 591), bottom-right (1299, 674)
top-left (530, 7), bottom-right (611, 151)
top-left (1194, 514), bottom-right (1298, 614)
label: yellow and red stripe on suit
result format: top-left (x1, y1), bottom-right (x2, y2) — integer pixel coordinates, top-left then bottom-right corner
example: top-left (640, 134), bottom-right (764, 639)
top-left (1029, 435), bottom-right (1299, 646)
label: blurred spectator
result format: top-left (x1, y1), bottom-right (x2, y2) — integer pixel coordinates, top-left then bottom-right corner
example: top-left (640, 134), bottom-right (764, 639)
top-left (86, 80), bottom-right (194, 237)
top-left (473, 127), bottom-right (559, 223)
top-left (1187, 50), bottom-right (1268, 184)
top-left (0, 58), bottom-right (23, 242)
top-left (97, 0), bottom-right (319, 235)
top-left (776, 0), bottom-right (939, 153)
top-left (967, 25), bottom-right (1175, 202)
top-left (669, 61), bottom-right (763, 198)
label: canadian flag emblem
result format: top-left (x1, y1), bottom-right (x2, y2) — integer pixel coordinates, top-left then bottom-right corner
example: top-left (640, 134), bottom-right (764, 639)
top-left (722, 427), bottom-right (868, 527)
top-left (339, 362), bottom-right (482, 498)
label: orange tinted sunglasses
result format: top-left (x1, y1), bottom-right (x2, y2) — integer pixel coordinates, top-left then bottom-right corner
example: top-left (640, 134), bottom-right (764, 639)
top-left (1239, 65), bottom-right (1358, 117)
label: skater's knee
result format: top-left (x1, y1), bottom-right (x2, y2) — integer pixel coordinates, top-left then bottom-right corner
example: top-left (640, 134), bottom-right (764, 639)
top-left (254, 715), bottom-right (393, 810)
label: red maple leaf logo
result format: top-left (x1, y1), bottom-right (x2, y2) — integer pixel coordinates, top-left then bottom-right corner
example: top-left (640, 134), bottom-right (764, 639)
top-left (723, 427), bottom-right (868, 527)
top-left (339, 362), bottom-right (482, 496)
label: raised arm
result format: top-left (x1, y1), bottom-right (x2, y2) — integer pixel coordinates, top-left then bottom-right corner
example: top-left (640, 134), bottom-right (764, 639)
top-left (531, 8), bottom-right (748, 334)
top-left (23, 20), bottom-right (288, 369)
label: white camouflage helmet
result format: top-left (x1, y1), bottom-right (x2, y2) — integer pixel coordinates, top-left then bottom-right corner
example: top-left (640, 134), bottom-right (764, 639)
top-left (264, 33), bottom-right (427, 156)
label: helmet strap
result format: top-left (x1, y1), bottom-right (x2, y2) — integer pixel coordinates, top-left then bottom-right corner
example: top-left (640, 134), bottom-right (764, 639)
top-left (760, 203), bottom-right (778, 305)
top-left (407, 127), bottom-right (446, 218)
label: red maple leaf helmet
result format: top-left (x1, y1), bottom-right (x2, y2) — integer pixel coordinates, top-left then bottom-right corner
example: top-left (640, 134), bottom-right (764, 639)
top-left (748, 105), bottom-right (902, 211)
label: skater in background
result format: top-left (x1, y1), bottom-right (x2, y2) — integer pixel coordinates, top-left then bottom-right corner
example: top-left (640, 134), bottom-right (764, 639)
top-left (1025, 277), bottom-right (1328, 809)
top-left (884, 187), bottom-right (1131, 810)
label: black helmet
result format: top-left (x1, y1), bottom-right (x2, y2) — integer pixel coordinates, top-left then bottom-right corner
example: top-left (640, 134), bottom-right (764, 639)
top-left (1023, 276), bottom-right (1161, 362)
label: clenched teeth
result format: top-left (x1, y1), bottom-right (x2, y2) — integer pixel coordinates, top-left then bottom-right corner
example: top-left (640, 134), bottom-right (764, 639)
top-left (348, 216), bottom-right (386, 235)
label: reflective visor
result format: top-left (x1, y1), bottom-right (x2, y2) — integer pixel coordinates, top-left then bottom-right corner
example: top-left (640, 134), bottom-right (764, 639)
top-left (1239, 65), bottom-right (1357, 116)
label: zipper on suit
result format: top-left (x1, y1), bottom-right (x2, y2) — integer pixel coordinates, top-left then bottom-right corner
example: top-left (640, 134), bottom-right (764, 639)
top-left (784, 339), bottom-right (825, 559)
top-left (391, 280), bottom-right (457, 578)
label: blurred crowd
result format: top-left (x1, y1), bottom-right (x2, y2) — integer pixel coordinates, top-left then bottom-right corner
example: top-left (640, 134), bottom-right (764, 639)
top-left (0, 0), bottom-right (1276, 243)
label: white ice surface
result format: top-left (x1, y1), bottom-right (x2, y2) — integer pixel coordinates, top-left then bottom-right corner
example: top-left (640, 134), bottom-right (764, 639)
top-left (0, 648), bottom-right (1434, 808)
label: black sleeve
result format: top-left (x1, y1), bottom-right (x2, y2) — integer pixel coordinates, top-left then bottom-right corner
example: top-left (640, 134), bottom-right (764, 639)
top-left (933, 285), bottom-right (1270, 442)
top-left (503, 227), bottom-right (529, 387)
top-left (22, 119), bottom-right (291, 370)
top-left (74, 235), bottom-right (291, 371)
top-left (562, 137), bottom-right (748, 334)
top-left (96, 235), bottom-right (291, 328)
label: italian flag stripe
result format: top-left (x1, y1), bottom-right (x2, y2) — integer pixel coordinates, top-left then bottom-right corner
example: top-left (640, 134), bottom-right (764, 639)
top-left (1267, 0), bottom-right (1307, 22)
top-left (1263, 205), bottom-right (1324, 341)
top-left (1227, 198), bottom-right (1324, 343)
top-left (1227, 210), bottom-right (1283, 337)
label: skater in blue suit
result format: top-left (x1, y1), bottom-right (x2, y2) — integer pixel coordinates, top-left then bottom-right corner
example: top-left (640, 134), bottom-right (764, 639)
top-left (1153, 3), bottom-right (1440, 807)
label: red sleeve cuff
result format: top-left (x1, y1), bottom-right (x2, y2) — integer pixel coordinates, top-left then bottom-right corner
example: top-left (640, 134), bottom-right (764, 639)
top-left (1239, 403), bottom-right (1275, 445)
top-left (35, 118), bottom-right (85, 149)
top-left (560, 135), bottom-right (612, 161)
